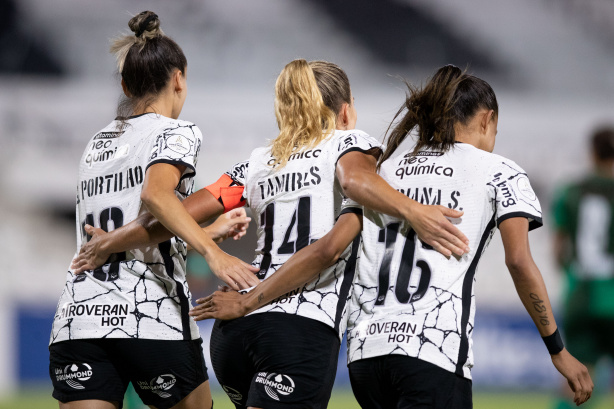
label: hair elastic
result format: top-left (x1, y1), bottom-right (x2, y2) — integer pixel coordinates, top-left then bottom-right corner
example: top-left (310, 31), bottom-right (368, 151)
top-left (135, 13), bottom-right (158, 38)
top-left (542, 328), bottom-right (564, 355)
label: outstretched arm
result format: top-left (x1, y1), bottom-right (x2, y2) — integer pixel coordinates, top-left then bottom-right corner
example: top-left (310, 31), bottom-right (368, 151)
top-left (72, 165), bottom-right (259, 290)
top-left (189, 212), bottom-right (363, 321)
top-left (74, 182), bottom-right (229, 263)
top-left (336, 150), bottom-right (470, 257)
top-left (500, 217), bottom-right (593, 406)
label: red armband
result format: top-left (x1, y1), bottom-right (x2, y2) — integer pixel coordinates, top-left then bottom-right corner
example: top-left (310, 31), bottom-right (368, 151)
top-left (204, 174), bottom-right (246, 212)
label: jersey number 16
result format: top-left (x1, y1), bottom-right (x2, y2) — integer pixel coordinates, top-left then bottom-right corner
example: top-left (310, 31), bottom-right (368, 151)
top-left (375, 223), bottom-right (434, 306)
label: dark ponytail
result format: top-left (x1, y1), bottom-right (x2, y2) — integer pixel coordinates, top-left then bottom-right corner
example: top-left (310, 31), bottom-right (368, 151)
top-left (379, 65), bottom-right (498, 166)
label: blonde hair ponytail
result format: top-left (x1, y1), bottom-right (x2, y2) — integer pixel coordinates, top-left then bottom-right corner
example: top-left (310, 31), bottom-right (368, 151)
top-left (271, 59), bottom-right (338, 168)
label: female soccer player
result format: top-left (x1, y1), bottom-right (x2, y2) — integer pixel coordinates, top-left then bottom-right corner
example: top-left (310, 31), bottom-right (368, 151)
top-left (194, 65), bottom-right (594, 408)
top-left (71, 59), bottom-right (470, 409)
top-left (49, 11), bottom-right (257, 409)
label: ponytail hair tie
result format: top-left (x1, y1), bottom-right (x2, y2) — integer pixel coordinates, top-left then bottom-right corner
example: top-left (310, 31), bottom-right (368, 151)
top-left (135, 13), bottom-right (158, 38)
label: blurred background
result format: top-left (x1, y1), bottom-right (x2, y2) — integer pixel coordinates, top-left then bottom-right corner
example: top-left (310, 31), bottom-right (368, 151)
top-left (1, 0), bottom-right (613, 407)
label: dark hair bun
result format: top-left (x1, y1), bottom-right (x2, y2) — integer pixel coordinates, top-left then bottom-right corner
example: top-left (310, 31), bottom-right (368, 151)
top-left (129, 11), bottom-right (161, 39)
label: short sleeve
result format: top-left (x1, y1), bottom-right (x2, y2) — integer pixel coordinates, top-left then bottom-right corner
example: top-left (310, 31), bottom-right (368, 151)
top-left (339, 197), bottom-right (363, 219)
top-left (335, 130), bottom-right (383, 166)
top-left (147, 124), bottom-right (202, 176)
top-left (487, 159), bottom-right (543, 231)
top-left (224, 160), bottom-right (249, 186)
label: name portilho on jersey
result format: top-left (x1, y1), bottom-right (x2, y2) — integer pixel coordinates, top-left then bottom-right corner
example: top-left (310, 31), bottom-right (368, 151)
top-left (80, 166), bottom-right (144, 199)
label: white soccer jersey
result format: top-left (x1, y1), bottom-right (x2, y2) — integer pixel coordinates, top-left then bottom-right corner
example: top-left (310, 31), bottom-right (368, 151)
top-left (225, 130), bottom-right (381, 339)
top-left (50, 113), bottom-right (203, 344)
top-left (346, 142), bottom-right (542, 379)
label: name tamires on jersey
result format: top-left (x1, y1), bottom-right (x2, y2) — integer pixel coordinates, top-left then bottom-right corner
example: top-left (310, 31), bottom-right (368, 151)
top-left (225, 130), bottom-right (381, 339)
top-left (50, 113), bottom-right (202, 344)
top-left (346, 143), bottom-right (542, 379)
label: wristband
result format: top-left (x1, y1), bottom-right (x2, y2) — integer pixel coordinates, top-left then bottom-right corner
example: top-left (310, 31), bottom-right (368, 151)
top-left (542, 328), bottom-right (564, 355)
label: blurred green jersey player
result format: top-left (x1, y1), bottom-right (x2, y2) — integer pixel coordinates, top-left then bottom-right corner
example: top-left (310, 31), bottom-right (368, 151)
top-left (552, 126), bottom-right (614, 408)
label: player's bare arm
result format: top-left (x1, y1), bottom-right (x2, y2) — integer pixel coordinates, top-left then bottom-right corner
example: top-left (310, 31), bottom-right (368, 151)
top-left (190, 212), bottom-right (363, 321)
top-left (143, 163), bottom-right (258, 290)
top-left (72, 172), bottom-right (258, 290)
top-left (336, 150), bottom-right (470, 257)
top-left (500, 217), bottom-right (594, 406)
top-left (73, 185), bottom-right (230, 271)
top-left (76, 206), bottom-right (249, 270)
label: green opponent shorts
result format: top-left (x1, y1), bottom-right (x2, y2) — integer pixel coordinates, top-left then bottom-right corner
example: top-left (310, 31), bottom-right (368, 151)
top-left (563, 282), bottom-right (614, 365)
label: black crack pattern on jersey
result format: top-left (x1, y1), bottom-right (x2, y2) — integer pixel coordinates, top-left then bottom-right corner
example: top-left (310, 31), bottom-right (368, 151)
top-left (51, 120), bottom-right (201, 345)
top-left (51, 242), bottom-right (192, 342)
top-left (346, 281), bottom-right (379, 360)
top-left (128, 261), bottom-right (183, 336)
top-left (253, 250), bottom-right (355, 338)
top-left (226, 160), bottom-right (249, 185)
top-left (348, 282), bottom-right (466, 368)
top-left (414, 286), bottom-right (463, 367)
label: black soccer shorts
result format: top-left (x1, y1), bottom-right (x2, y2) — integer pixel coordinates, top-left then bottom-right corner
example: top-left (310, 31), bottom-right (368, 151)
top-left (210, 312), bottom-right (340, 409)
top-left (49, 337), bottom-right (209, 409)
top-left (349, 355), bottom-right (472, 409)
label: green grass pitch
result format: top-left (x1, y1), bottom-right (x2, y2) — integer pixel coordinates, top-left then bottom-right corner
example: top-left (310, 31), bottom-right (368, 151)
top-left (1, 387), bottom-right (613, 409)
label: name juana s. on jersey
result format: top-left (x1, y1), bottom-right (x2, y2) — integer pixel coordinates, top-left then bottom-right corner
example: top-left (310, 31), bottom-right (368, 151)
top-left (50, 113), bottom-right (202, 344)
top-left (224, 130), bottom-right (381, 339)
top-left (347, 143), bottom-right (542, 379)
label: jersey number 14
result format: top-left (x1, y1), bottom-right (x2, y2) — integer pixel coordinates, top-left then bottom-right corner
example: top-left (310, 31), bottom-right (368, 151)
top-left (258, 196), bottom-right (314, 279)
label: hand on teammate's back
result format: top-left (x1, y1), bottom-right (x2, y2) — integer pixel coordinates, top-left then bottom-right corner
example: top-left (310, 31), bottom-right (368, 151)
top-left (551, 349), bottom-right (594, 406)
top-left (71, 225), bottom-right (110, 274)
top-left (408, 204), bottom-right (470, 258)
top-left (206, 249), bottom-right (260, 291)
top-left (190, 288), bottom-right (247, 321)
